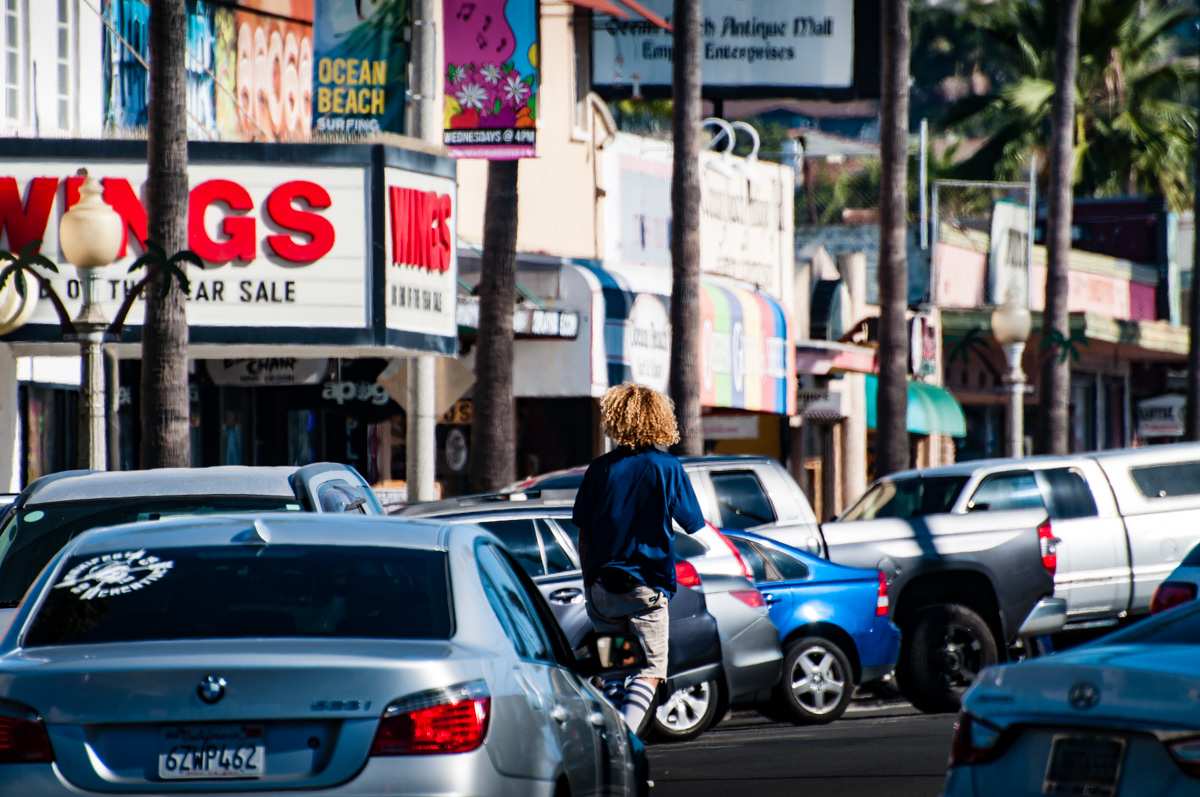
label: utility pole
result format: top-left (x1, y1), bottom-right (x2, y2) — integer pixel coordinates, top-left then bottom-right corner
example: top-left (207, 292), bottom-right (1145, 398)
top-left (406, 0), bottom-right (439, 502)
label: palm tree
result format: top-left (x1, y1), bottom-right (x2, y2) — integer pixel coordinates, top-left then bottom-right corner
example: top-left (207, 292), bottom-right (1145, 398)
top-left (1037, 0), bottom-right (1084, 456)
top-left (943, 0), bottom-right (1197, 211)
top-left (141, 0), bottom-right (191, 468)
top-left (668, 0), bottom-right (702, 456)
top-left (469, 161), bottom-right (519, 491)
top-left (876, 0), bottom-right (911, 477)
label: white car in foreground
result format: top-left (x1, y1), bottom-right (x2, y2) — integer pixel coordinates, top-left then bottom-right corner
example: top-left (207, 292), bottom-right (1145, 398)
top-left (944, 602), bottom-right (1200, 796)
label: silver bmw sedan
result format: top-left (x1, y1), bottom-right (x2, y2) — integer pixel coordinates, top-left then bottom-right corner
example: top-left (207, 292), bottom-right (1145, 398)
top-left (0, 513), bottom-right (646, 796)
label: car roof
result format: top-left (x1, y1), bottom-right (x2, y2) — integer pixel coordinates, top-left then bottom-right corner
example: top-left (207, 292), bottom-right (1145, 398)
top-left (401, 491), bottom-right (577, 517)
top-left (414, 504), bottom-right (574, 522)
top-left (66, 513), bottom-right (460, 556)
top-left (881, 455), bottom-right (1086, 481)
top-left (21, 466), bottom-right (316, 505)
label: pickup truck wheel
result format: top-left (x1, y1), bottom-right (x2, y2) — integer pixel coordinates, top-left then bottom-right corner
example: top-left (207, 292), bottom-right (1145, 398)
top-left (771, 636), bottom-right (855, 724)
top-left (898, 604), bottom-right (998, 714)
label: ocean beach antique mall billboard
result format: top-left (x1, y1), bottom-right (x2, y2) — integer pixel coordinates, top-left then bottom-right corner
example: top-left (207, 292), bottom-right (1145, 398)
top-left (591, 0), bottom-right (880, 99)
top-left (0, 139), bottom-right (457, 355)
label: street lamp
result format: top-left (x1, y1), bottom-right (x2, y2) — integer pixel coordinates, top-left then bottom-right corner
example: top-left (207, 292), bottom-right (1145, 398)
top-left (59, 170), bottom-right (123, 470)
top-left (990, 296), bottom-right (1032, 458)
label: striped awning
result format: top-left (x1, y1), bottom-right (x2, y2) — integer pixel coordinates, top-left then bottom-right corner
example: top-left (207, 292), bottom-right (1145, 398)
top-left (700, 277), bottom-right (795, 415)
top-left (575, 264), bottom-right (795, 415)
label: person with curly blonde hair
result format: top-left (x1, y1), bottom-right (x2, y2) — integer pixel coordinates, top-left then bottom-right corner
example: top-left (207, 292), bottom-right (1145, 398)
top-left (572, 383), bottom-right (706, 736)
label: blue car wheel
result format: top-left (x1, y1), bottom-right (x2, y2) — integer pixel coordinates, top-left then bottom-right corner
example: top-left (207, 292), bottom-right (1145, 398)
top-left (772, 636), bottom-right (855, 724)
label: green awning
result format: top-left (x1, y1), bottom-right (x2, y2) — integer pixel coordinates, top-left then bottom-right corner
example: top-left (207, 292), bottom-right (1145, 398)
top-left (864, 374), bottom-right (967, 438)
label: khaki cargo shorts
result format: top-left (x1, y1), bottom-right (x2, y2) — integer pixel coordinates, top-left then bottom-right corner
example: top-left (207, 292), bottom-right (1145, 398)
top-left (586, 583), bottom-right (669, 680)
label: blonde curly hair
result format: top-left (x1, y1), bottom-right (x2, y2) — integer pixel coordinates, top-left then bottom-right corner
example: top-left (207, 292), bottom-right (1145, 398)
top-left (600, 383), bottom-right (680, 449)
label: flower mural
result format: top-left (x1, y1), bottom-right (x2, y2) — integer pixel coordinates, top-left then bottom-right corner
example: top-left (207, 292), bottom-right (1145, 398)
top-left (442, 0), bottom-right (539, 158)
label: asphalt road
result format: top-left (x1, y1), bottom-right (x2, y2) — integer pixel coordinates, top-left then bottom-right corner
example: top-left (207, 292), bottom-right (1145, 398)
top-left (647, 703), bottom-right (957, 797)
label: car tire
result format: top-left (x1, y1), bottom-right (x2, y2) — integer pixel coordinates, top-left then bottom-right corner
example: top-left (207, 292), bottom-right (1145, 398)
top-left (649, 679), bottom-right (720, 743)
top-left (897, 604), bottom-right (999, 714)
top-left (770, 636), bottom-right (855, 724)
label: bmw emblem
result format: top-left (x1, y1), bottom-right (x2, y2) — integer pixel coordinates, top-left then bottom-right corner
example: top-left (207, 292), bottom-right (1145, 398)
top-left (197, 675), bottom-right (227, 705)
top-left (1068, 682), bottom-right (1100, 711)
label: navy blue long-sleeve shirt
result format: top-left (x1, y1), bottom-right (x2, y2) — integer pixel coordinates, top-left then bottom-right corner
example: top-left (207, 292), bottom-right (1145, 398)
top-left (572, 446), bottom-right (706, 596)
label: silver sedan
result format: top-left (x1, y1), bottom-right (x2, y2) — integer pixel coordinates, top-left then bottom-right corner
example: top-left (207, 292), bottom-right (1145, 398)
top-left (0, 514), bottom-right (646, 796)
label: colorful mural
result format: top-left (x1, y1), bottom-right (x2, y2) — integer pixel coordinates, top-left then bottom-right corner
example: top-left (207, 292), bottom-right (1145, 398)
top-left (103, 0), bottom-right (313, 142)
top-left (442, 0), bottom-right (539, 159)
top-left (311, 0), bottom-right (409, 136)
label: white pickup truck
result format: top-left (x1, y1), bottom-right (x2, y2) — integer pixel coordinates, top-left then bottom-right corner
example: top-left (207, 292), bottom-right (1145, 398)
top-left (821, 441), bottom-right (1200, 711)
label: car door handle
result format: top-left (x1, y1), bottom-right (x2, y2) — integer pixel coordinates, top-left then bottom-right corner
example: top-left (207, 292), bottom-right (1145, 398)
top-left (587, 711), bottom-right (606, 728)
top-left (550, 705), bottom-right (570, 724)
top-left (763, 592), bottom-right (780, 605)
top-left (549, 587), bottom-right (584, 605)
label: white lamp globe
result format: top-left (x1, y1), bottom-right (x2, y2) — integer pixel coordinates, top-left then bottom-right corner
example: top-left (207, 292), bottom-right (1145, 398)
top-left (59, 171), bottom-right (123, 269)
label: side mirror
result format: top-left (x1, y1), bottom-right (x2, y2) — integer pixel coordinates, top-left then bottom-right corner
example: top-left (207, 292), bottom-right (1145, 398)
top-left (573, 632), bottom-right (648, 678)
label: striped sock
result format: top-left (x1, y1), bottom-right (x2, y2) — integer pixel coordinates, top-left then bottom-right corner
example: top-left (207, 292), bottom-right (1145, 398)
top-left (621, 678), bottom-right (657, 735)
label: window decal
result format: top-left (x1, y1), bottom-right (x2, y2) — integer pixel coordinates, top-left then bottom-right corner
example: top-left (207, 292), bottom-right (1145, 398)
top-left (54, 549), bottom-right (174, 600)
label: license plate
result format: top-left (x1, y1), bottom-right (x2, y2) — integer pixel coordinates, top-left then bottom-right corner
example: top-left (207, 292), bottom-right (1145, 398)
top-left (1043, 734), bottom-right (1126, 796)
top-left (157, 725), bottom-right (266, 780)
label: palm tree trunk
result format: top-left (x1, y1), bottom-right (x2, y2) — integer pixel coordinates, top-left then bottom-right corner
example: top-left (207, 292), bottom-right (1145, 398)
top-left (1037, 0), bottom-right (1082, 455)
top-left (668, 0), bottom-right (702, 456)
top-left (469, 160), bottom-right (519, 491)
top-left (876, 0), bottom-right (911, 477)
top-left (140, 0), bottom-right (190, 468)
top-left (1187, 128), bottom-right (1200, 439)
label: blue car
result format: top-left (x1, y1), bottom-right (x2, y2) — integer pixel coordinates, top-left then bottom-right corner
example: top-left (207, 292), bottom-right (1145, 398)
top-left (724, 529), bottom-right (901, 724)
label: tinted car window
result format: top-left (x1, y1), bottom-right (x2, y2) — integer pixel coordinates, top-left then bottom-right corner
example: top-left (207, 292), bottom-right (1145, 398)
top-left (1041, 468), bottom-right (1099, 519)
top-left (729, 538), bottom-right (769, 582)
top-left (476, 543), bottom-right (554, 663)
top-left (1183, 543), bottom-right (1200, 567)
top-left (1104, 602), bottom-right (1200, 645)
top-left (711, 471), bottom-right (776, 530)
top-left (969, 472), bottom-right (1044, 512)
top-left (0, 496), bottom-right (302, 607)
top-left (25, 545), bottom-right (452, 647)
top-left (539, 522), bottom-right (576, 575)
top-left (1131, 461), bottom-right (1200, 499)
top-left (480, 519), bottom-right (545, 577)
top-left (841, 476), bottom-right (967, 521)
top-left (762, 546), bottom-right (810, 581)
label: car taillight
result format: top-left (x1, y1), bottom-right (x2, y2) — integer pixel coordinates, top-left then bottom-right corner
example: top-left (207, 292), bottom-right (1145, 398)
top-left (1167, 737), bottom-right (1200, 777)
top-left (1151, 581), bottom-right (1198, 614)
top-left (876, 570), bottom-right (890, 617)
top-left (675, 559), bottom-right (702, 588)
top-left (370, 681), bottom-right (490, 756)
top-left (730, 589), bottom-right (765, 608)
top-left (1037, 519), bottom-right (1058, 576)
top-left (710, 523), bottom-right (753, 580)
top-left (947, 712), bottom-right (1006, 768)
top-left (0, 708), bottom-right (53, 764)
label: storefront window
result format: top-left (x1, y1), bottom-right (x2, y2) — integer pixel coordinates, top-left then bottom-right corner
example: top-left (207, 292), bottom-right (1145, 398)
top-left (287, 410), bottom-right (317, 466)
top-left (219, 390), bottom-right (252, 466)
top-left (21, 385), bottom-right (76, 483)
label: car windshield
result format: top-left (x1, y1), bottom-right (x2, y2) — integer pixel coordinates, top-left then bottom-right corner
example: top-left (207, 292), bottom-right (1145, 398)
top-left (0, 496), bottom-right (302, 607)
top-left (840, 476), bottom-right (968, 522)
top-left (24, 544), bottom-right (452, 647)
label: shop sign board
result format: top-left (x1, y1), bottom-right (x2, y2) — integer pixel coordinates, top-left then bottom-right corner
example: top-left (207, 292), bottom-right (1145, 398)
top-left (1137, 394), bottom-right (1186, 438)
top-left (592, 0), bottom-right (875, 99)
top-left (312, 0), bottom-right (408, 136)
top-left (624, 294), bottom-right (671, 393)
top-left (0, 140), bottom-right (458, 355)
top-left (606, 136), bottom-right (793, 301)
top-left (442, 0), bottom-right (540, 159)
top-left (456, 298), bottom-right (580, 339)
top-left (701, 415), bottom-right (760, 440)
top-left (988, 199), bottom-right (1030, 307)
top-left (207, 358), bottom-right (330, 386)
top-left (384, 165), bottom-right (459, 344)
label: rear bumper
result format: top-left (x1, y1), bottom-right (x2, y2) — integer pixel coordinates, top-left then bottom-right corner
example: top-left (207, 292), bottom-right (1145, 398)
top-left (1017, 597), bottom-right (1068, 637)
top-left (0, 754), bottom-right (560, 797)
